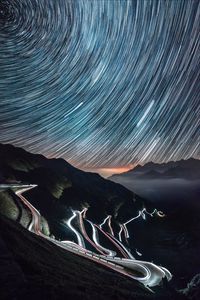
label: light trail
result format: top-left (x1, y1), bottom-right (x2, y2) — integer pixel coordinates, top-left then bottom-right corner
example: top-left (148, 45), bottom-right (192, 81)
top-left (107, 258), bottom-right (171, 288)
top-left (118, 224), bottom-right (123, 242)
top-left (2, 184), bottom-right (172, 289)
top-left (123, 211), bottom-right (142, 239)
top-left (82, 207), bottom-right (88, 219)
top-left (99, 215), bottom-right (114, 236)
top-left (86, 219), bottom-right (116, 257)
top-left (1, 1), bottom-right (198, 170)
top-left (95, 224), bottom-right (131, 259)
top-left (76, 210), bottom-right (105, 255)
top-left (16, 185), bottom-right (42, 236)
top-left (122, 224), bottom-right (130, 239)
top-left (137, 100), bottom-right (155, 127)
top-left (108, 215), bottom-right (114, 236)
top-left (157, 211), bottom-right (166, 217)
top-left (64, 211), bottom-right (85, 248)
top-left (99, 216), bottom-right (110, 229)
top-left (136, 249), bottom-right (142, 257)
top-left (121, 207), bottom-right (166, 240)
top-left (105, 230), bottom-right (135, 260)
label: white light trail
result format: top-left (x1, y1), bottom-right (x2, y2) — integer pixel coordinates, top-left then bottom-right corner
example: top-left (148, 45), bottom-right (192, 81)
top-left (108, 215), bottom-right (114, 236)
top-left (87, 220), bottom-right (116, 257)
top-left (64, 211), bottom-right (85, 248)
top-left (76, 210), bottom-right (105, 255)
top-left (4, 184), bottom-right (172, 289)
top-left (64, 102), bottom-right (84, 118)
top-left (137, 100), bottom-right (155, 127)
top-left (136, 249), bottom-right (142, 256)
top-left (99, 215), bottom-right (110, 228)
top-left (105, 232), bottom-right (135, 260)
top-left (118, 224), bottom-right (123, 242)
top-left (121, 207), bottom-right (166, 241)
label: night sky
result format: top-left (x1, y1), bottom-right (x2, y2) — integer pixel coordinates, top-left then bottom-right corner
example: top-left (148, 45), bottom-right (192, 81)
top-left (0, 0), bottom-right (199, 176)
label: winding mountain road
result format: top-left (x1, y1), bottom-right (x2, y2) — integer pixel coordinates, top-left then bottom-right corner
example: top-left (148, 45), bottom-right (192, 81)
top-left (1, 184), bottom-right (172, 290)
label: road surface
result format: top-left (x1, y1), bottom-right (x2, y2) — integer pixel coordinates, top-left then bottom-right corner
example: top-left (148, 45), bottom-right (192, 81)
top-left (1, 184), bottom-right (172, 289)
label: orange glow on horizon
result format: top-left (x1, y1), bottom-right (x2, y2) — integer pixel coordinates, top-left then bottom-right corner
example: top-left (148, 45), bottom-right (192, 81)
top-left (95, 165), bottom-right (136, 178)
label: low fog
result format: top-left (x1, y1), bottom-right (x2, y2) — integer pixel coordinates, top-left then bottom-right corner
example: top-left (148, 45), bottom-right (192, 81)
top-left (110, 178), bottom-right (200, 212)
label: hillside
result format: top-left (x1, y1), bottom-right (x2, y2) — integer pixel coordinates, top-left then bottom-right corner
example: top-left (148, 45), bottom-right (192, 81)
top-left (1, 143), bottom-right (200, 299)
top-left (0, 143), bottom-right (146, 239)
top-left (0, 215), bottom-right (185, 300)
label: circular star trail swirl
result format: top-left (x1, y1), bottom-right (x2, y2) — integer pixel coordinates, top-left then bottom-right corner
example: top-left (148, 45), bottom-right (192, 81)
top-left (0, 0), bottom-right (199, 172)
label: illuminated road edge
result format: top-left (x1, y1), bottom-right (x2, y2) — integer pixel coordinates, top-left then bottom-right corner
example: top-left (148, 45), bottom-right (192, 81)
top-left (2, 184), bottom-right (172, 291)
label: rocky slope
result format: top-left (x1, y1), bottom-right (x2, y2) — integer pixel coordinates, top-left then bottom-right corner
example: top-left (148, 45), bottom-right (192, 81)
top-left (0, 215), bottom-right (185, 300)
top-left (1, 143), bottom-right (199, 299)
top-left (0, 143), bottom-right (146, 239)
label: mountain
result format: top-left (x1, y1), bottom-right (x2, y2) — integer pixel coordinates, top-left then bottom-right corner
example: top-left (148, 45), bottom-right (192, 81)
top-left (109, 158), bottom-right (200, 295)
top-left (0, 214), bottom-right (184, 300)
top-left (1, 143), bottom-right (200, 299)
top-left (0, 142), bottom-right (146, 239)
top-left (0, 143), bottom-right (184, 300)
top-left (110, 158), bottom-right (200, 180)
top-left (109, 158), bottom-right (200, 213)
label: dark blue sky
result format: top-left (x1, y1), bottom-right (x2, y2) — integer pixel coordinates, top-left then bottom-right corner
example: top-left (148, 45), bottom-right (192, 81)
top-left (0, 0), bottom-right (199, 176)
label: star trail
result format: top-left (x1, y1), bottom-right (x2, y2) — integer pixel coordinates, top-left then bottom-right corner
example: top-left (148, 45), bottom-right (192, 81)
top-left (0, 0), bottom-right (199, 175)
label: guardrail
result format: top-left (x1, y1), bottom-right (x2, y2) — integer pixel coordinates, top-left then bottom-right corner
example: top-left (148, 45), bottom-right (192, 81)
top-left (61, 243), bottom-right (124, 270)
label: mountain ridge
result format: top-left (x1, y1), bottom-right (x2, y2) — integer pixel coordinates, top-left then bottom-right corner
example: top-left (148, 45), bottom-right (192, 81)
top-left (0, 142), bottom-right (147, 239)
top-left (109, 158), bottom-right (200, 180)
